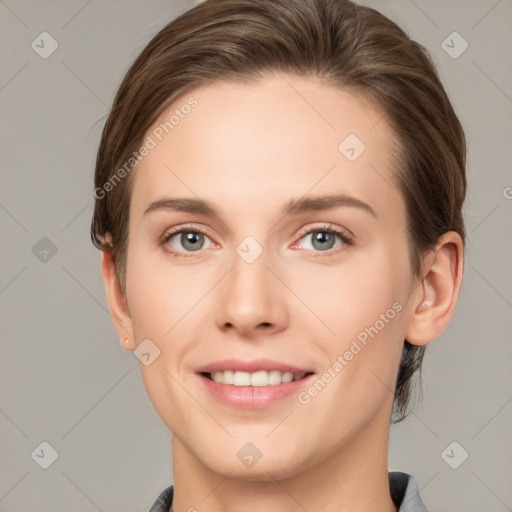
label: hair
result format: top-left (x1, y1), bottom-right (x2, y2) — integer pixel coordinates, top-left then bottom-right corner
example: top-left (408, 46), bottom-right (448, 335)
top-left (90, 0), bottom-right (466, 423)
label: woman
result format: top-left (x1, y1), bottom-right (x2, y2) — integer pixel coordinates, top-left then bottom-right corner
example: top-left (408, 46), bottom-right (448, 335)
top-left (91, 0), bottom-right (466, 510)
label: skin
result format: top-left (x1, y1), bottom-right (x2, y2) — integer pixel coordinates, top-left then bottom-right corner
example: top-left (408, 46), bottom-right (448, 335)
top-left (101, 73), bottom-right (463, 512)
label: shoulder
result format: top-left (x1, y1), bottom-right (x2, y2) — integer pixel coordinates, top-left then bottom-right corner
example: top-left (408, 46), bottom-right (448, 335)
top-left (148, 485), bottom-right (174, 512)
top-left (148, 475), bottom-right (429, 512)
top-left (389, 471), bottom-right (430, 512)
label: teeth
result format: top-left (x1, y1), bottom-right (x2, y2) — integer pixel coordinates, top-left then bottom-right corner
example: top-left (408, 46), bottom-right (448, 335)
top-left (210, 370), bottom-right (307, 386)
top-left (233, 371), bottom-right (250, 386)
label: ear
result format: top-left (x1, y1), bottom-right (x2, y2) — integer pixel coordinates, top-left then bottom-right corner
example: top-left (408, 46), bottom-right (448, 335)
top-left (405, 231), bottom-right (464, 346)
top-left (100, 249), bottom-right (136, 351)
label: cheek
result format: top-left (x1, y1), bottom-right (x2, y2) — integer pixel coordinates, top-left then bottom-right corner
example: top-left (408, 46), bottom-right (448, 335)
top-left (292, 247), bottom-right (409, 400)
top-left (124, 250), bottom-right (204, 428)
top-left (293, 253), bottom-right (406, 338)
top-left (125, 247), bottom-right (201, 340)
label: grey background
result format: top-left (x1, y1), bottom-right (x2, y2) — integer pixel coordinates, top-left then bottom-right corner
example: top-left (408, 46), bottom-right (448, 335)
top-left (0, 0), bottom-right (511, 511)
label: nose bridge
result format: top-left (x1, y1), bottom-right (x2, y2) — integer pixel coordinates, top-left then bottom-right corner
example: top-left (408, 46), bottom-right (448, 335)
top-left (215, 238), bottom-right (287, 333)
top-left (231, 244), bottom-right (269, 297)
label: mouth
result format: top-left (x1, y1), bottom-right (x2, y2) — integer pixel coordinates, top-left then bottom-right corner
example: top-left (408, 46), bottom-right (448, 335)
top-left (200, 370), bottom-right (314, 386)
top-left (195, 360), bottom-right (315, 408)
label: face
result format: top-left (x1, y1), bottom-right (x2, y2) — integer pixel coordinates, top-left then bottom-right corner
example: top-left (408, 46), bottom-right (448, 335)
top-left (123, 74), bottom-right (417, 479)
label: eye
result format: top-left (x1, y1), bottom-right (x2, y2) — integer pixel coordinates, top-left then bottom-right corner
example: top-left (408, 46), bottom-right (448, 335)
top-left (293, 224), bottom-right (353, 254)
top-left (162, 226), bottom-right (215, 257)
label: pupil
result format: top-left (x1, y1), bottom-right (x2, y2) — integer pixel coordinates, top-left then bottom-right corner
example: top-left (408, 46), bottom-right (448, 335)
top-left (313, 231), bottom-right (334, 250)
top-left (182, 232), bottom-right (203, 251)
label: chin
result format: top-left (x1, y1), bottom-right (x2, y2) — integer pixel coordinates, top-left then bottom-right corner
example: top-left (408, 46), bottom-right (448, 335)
top-left (199, 445), bottom-right (312, 482)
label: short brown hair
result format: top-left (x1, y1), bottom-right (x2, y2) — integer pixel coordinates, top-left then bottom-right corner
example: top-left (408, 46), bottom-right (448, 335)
top-left (91, 0), bottom-right (466, 423)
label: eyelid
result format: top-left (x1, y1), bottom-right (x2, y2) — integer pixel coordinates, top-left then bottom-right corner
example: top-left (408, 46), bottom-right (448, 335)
top-left (161, 222), bottom-right (213, 242)
top-left (293, 222), bottom-right (354, 243)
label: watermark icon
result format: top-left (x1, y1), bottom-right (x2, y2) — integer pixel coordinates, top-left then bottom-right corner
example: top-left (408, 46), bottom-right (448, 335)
top-left (32, 237), bottom-right (58, 263)
top-left (31, 441), bottom-right (59, 469)
top-left (237, 442), bottom-right (263, 468)
top-left (93, 97), bottom-right (198, 200)
top-left (503, 186), bottom-right (512, 200)
top-left (297, 301), bottom-right (402, 405)
top-left (338, 133), bottom-right (366, 162)
top-left (133, 338), bottom-right (161, 366)
top-left (441, 441), bottom-right (469, 469)
top-left (31, 32), bottom-right (59, 59)
top-left (441, 31), bottom-right (469, 59)
top-left (236, 236), bottom-right (264, 263)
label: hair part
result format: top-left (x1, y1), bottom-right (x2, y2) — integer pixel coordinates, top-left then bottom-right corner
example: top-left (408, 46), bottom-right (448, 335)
top-left (91, 0), bottom-right (466, 423)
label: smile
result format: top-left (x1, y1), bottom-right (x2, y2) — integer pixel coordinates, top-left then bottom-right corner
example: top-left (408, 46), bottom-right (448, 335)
top-left (203, 370), bottom-right (310, 386)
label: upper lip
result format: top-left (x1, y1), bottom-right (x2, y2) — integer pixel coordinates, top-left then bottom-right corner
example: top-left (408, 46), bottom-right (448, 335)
top-left (196, 359), bottom-right (313, 374)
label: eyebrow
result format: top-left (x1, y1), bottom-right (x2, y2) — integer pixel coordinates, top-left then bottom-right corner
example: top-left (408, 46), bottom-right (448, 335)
top-left (283, 195), bottom-right (377, 218)
top-left (144, 197), bottom-right (219, 217)
top-left (143, 194), bottom-right (377, 219)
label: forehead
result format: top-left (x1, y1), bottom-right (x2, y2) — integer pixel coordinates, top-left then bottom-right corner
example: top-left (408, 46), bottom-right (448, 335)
top-left (131, 74), bottom-right (404, 226)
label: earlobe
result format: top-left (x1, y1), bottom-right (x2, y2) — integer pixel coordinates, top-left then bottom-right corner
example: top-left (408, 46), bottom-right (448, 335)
top-left (100, 249), bottom-right (136, 351)
top-left (405, 232), bottom-right (464, 346)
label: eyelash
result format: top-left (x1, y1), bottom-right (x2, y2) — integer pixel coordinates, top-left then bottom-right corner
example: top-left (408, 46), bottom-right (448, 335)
top-left (160, 223), bottom-right (354, 259)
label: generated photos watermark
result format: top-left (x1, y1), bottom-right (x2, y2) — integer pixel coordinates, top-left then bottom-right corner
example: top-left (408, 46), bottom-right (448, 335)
top-left (297, 301), bottom-right (403, 405)
top-left (94, 97), bottom-right (198, 200)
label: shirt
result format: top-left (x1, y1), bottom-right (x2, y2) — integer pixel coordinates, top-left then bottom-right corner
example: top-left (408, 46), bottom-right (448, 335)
top-left (148, 471), bottom-right (429, 511)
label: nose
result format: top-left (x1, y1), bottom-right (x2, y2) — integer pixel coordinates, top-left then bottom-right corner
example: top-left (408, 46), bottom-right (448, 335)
top-left (215, 246), bottom-right (288, 337)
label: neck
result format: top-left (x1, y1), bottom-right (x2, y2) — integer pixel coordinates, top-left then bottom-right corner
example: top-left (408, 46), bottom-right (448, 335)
top-left (170, 407), bottom-right (397, 512)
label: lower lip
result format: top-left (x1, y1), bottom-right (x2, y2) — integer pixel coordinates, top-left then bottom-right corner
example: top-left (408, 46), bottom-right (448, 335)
top-left (198, 374), bottom-right (314, 409)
